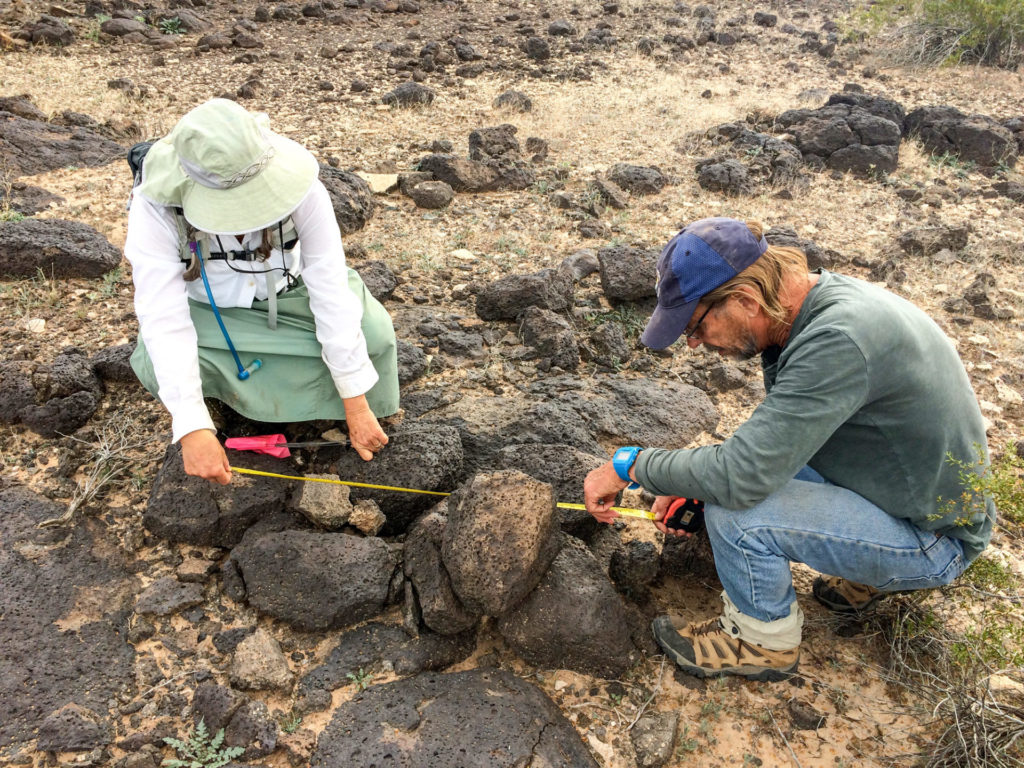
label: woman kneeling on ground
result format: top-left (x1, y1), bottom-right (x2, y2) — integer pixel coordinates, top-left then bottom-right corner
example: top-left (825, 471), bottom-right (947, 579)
top-left (125, 98), bottom-right (399, 484)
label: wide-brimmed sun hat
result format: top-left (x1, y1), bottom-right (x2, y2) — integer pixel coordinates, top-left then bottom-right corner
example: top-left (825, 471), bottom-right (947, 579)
top-left (135, 98), bottom-right (319, 235)
top-left (640, 217), bottom-right (768, 350)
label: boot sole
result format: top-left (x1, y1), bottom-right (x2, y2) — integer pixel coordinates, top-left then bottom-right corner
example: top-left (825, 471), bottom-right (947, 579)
top-left (812, 582), bottom-right (889, 614)
top-left (652, 620), bottom-right (798, 683)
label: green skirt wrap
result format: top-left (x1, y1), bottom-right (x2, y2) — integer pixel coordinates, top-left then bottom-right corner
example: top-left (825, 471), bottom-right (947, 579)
top-left (131, 268), bottom-right (399, 423)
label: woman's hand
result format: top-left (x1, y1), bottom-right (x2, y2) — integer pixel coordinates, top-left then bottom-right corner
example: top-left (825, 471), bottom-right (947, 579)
top-left (180, 429), bottom-right (232, 484)
top-left (344, 395), bottom-right (388, 461)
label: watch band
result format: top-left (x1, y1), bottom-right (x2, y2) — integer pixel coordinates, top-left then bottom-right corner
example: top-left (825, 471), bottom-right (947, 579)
top-left (612, 446), bottom-right (642, 490)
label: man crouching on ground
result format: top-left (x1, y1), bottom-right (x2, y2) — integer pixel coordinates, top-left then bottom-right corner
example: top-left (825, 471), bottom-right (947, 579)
top-left (583, 217), bottom-right (995, 681)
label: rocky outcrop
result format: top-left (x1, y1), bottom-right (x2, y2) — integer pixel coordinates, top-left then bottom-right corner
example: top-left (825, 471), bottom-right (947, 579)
top-left (231, 529), bottom-right (397, 631)
top-left (0, 219), bottom-right (121, 278)
top-left (311, 669), bottom-right (599, 767)
top-left (905, 105), bottom-right (1018, 169)
top-left (497, 537), bottom-right (637, 677)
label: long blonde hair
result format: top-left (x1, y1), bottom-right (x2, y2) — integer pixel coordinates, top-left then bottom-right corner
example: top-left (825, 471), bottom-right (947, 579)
top-left (701, 220), bottom-right (808, 326)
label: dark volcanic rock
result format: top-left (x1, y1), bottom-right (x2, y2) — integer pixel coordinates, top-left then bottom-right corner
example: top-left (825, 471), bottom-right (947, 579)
top-left (143, 445), bottom-right (292, 547)
top-left (231, 529), bottom-right (397, 631)
top-left (0, 218), bottom-right (121, 278)
top-left (631, 711), bottom-right (679, 768)
top-left (696, 157), bottom-right (752, 194)
top-left (416, 153), bottom-right (501, 192)
top-left (777, 100), bottom-right (902, 176)
top-left (518, 306), bottom-right (579, 370)
top-left (311, 669), bottom-right (599, 767)
top-left (319, 165), bottom-right (376, 234)
top-left (597, 245), bottom-right (659, 301)
top-left (36, 704), bottom-right (110, 752)
top-left (897, 224), bottom-right (969, 256)
top-left (396, 339), bottom-right (427, 384)
top-left (316, 422), bottom-right (463, 534)
top-left (90, 343), bottom-right (137, 383)
top-left (905, 105), bottom-right (1017, 168)
top-left (498, 536), bottom-right (636, 677)
top-left (135, 576), bottom-right (204, 615)
top-left (525, 35), bottom-right (551, 60)
top-left (0, 181), bottom-right (64, 215)
top-left (224, 700), bottom-right (277, 759)
top-left (408, 180), bottom-right (454, 209)
top-left (0, 488), bottom-right (135, 748)
top-left (491, 444), bottom-right (606, 537)
top-left (475, 268), bottom-right (574, 320)
top-left (764, 226), bottom-right (842, 270)
top-left (607, 163), bottom-right (667, 194)
top-left (404, 510), bottom-right (479, 634)
top-left (442, 471), bottom-right (560, 616)
top-left (585, 321), bottom-right (632, 368)
top-left (468, 123), bottom-right (521, 161)
top-left (0, 109), bottom-right (124, 177)
top-left (18, 15), bottom-right (74, 46)
top-left (299, 621), bottom-right (476, 706)
top-left (191, 683), bottom-right (245, 733)
top-left (2, 347), bottom-right (104, 438)
top-left (381, 81), bottom-right (436, 106)
top-left (354, 259), bottom-right (398, 300)
top-left (493, 89), bottom-right (532, 112)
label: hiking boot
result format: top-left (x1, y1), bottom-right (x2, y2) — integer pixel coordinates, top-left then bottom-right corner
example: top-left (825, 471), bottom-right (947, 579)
top-left (652, 615), bottom-right (799, 682)
top-left (812, 575), bottom-right (886, 613)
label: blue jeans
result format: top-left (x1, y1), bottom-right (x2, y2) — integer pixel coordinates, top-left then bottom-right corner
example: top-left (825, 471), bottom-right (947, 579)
top-left (705, 467), bottom-right (969, 622)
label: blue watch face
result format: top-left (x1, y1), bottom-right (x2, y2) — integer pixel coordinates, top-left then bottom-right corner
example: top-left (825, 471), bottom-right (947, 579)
top-left (613, 446), bottom-right (641, 483)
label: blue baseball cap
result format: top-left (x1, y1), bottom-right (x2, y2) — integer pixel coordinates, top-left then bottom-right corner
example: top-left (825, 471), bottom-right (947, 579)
top-left (640, 217), bottom-right (768, 349)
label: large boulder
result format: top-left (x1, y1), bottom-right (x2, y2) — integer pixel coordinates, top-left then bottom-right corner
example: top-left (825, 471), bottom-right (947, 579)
top-left (231, 529), bottom-right (397, 631)
top-left (143, 445), bottom-right (292, 547)
top-left (0, 110), bottom-right (124, 177)
top-left (319, 165), bottom-right (376, 234)
top-left (311, 669), bottom-right (599, 768)
top-left (441, 471), bottom-right (561, 616)
top-left (777, 101), bottom-right (902, 176)
top-left (0, 219), bottom-right (121, 278)
top-left (695, 123), bottom-right (805, 194)
top-left (0, 488), bottom-right (135, 747)
top-left (498, 537), bottom-right (637, 678)
top-left (416, 154), bottom-right (501, 192)
top-left (904, 105), bottom-right (1017, 169)
top-left (491, 443), bottom-right (606, 538)
top-left (475, 268), bottom-right (574, 320)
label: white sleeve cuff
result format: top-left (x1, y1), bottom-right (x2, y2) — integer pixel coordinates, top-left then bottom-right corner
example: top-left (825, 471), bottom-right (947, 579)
top-left (170, 399), bottom-right (217, 444)
top-left (330, 361), bottom-right (380, 400)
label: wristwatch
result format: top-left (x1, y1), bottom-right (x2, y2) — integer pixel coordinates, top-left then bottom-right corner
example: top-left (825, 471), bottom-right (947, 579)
top-left (612, 446), bottom-right (642, 490)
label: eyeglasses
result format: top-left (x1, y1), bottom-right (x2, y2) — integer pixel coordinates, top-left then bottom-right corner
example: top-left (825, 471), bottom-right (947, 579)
top-left (684, 304), bottom-right (713, 340)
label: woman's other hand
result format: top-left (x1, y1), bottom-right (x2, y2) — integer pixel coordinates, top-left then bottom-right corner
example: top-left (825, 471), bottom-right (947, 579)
top-left (179, 429), bottom-right (232, 484)
top-left (344, 395), bottom-right (388, 461)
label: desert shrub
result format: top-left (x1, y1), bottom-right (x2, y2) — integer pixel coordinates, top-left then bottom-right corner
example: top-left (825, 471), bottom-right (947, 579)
top-left (860, 0), bottom-right (1024, 70)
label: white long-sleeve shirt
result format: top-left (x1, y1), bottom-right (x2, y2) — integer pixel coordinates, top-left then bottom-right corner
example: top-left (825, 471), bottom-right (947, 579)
top-left (125, 180), bottom-right (378, 442)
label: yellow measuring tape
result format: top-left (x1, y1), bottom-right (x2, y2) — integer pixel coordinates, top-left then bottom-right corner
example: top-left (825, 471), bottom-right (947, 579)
top-left (229, 466), bottom-right (656, 520)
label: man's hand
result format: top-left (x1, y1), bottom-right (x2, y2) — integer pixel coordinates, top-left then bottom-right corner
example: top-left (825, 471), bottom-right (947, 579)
top-left (653, 495), bottom-right (693, 538)
top-left (180, 429), bottom-right (232, 484)
top-left (583, 461), bottom-right (629, 523)
top-left (344, 395), bottom-right (388, 462)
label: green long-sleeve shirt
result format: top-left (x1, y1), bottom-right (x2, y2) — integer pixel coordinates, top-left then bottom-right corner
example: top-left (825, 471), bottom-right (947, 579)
top-left (634, 270), bottom-right (994, 561)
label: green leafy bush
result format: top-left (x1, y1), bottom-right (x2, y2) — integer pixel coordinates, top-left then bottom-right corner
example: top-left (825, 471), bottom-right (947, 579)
top-left (162, 720), bottom-right (243, 768)
top-left (860, 0), bottom-right (1024, 69)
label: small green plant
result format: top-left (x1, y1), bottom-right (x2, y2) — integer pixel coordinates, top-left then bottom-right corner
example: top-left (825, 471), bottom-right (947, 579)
top-left (963, 555), bottom-right (1017, 592)
top-left (162, 719), bottom-right (243, 768)
top-left (0, 208), bottom-right (24, 222)
top-left (676, 724), bottom-right (699, 755)
top-left (928, 150), bottom-right (976, 178)
top-left (279, 711), bottom-right (302, 734)
top-left (346, 667), bottom-right (373, 690)
top-left (158, 16), bottom-right (185, 34)
top-left (935, 442), bottom-right (1024, 527)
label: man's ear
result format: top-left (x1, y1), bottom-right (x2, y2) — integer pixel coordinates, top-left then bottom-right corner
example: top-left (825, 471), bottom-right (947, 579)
top-left (732, 285), bottom-right (763, 317)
